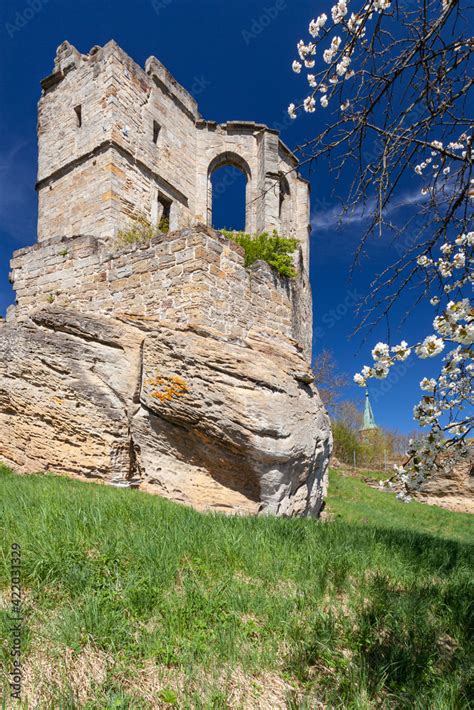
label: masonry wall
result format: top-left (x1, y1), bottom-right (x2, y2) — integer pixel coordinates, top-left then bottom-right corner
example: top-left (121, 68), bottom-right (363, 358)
top-left (108, 48), bottom-right (198, 221)
top-left (37, 41), bottom-right (199, 241)
top-left (37, 150), bottom-right (116, 241)
top-left (9, 227), bottom-right (311, 357)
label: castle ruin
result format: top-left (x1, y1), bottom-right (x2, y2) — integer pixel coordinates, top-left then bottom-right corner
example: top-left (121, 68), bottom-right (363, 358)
top-left (37, 41), bottom-right (311, 267)
top-left (0, 42), bottom-right (331, 517)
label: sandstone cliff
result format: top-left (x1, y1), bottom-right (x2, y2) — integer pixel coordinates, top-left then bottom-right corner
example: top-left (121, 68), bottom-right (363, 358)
top-left (414, 447), bottom-right (474, 514)
top-left (0, 227), bottom-right (331, 516)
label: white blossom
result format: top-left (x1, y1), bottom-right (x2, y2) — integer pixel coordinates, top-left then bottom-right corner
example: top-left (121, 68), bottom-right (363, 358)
top-left (415, 335), bottom-right (445, 358)
top-left (323, 48), bottom-right (333, 64)
top-left (452, 252), bottom-right (466, 269)
top-left (391, 341), bottom-right (411, 361)
top-left (417, 254), bottom-right (431, 267)
top-left (289, 2), bottom-right (473, 500)
top-left (332, 0), bottom-right (349, 24)
top-left (373, 0), bottom-right (391, 11)
top-left (309, 13), bottom-right (327, 37)
top-left (373, 362), bottom-right (389, 378)
top-left (303, 96), bottom-right (316, 112)
top-left (336, 55), bottom-right (351, 76)
top-left (420, 377), bottom-right (436, 391)
top-left (371, 341), bottom-right (390, 361)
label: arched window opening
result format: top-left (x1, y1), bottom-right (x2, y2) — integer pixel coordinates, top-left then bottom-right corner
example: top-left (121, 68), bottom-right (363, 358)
top-left (210, 165), bottom-right (247, 231)
top-left (207, 152), bottom-right (252, 233)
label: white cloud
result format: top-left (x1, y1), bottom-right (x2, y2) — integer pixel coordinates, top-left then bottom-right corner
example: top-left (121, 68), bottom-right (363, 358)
top-left (311, 188), bottom-right (425, 232)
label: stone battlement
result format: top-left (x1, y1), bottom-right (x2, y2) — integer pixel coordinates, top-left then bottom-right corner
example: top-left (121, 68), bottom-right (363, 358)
top-left (9, 226), bottom-right (312, 358)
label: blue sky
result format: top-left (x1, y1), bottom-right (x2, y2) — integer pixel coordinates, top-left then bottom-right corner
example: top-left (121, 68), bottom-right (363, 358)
top-left (0, 0), bottom-right (440, 433)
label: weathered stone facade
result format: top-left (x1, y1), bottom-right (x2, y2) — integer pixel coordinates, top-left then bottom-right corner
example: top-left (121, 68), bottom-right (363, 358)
top-left (37, 40), bottom-right (311, 269)
top-left (9, 227), bottom-right (311, 358)
top-left (0, 42), bottom-right (331, 516)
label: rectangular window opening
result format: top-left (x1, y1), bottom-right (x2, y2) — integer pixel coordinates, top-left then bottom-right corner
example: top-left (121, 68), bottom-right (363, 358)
top-left (152, 121), bottom-right (161, 144)
top-left (74, 105), bottom-right (82, 128)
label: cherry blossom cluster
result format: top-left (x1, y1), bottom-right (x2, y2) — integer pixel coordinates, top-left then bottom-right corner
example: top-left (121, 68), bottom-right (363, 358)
top-left (354, 231), bottom-right (473, 499)
top-left (289, 0), bottom-right (459, 120)
top-left (417, 230), bottom-right (473, 295)
top-left (413, 134), bottom-right (474, 200)
top-left (289, 0), bottom-right (396, 119)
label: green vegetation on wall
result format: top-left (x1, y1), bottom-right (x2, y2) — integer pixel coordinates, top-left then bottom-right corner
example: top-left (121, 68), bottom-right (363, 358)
top-left (221, 229), bottom-right (298, 278)
top-left (115, 221), bottom-right (298, 279)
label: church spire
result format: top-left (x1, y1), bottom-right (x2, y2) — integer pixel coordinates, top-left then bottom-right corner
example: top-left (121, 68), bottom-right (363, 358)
top-left (361, 389), bottom-right (378, 431)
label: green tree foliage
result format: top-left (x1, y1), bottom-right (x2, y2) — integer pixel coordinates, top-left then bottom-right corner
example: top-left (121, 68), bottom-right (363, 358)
top-left (221, 229), bottom-right (298, 278)
top-left (332, 420), bottom-right (363, 465)
top-left (333, 418), bottom-right (402, 468)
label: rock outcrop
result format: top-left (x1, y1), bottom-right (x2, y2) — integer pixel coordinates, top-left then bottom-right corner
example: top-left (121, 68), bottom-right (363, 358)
top-left (413, 448), bottom-right (474, 514)
top-left (0, 298), bottom-right (331, 516)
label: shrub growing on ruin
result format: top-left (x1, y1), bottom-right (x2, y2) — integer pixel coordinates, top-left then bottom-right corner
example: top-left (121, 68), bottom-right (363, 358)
top-left (221, 229), bottom-right (298, 278)
top-left (117, 216), bottom-right (168, 245)
top-left (158, 215), bottom-right (170, 234)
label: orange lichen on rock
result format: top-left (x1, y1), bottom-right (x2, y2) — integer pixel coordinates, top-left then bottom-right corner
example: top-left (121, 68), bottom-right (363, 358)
top-left (145, 374), bottom-right (189, 402)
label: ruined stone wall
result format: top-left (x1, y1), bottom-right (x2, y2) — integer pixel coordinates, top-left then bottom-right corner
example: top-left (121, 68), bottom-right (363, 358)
top-left (32, 41), bottom-right (313, 358)
top-left (36, 41), bottom-right (312, 272)
top-left (9, 227), bottom-right (310, 356)
top-left (194, 123), bottom-right (310, 262)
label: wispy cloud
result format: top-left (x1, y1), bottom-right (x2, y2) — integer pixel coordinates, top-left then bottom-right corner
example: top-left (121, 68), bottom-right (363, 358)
top-left (311, 188), bottom-right (425, 231)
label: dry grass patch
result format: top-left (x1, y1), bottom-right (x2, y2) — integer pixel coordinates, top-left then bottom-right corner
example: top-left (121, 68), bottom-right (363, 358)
top-left (19, 643), bottom-right (112, 708)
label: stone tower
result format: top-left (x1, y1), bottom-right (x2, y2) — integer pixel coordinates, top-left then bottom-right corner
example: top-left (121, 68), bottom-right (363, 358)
top-left (37, 40), bottom-right (311, 269)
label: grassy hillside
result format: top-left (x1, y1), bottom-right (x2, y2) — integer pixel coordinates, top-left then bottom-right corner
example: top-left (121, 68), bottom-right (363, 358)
top-left (0, 466), bottom-right (472, 708)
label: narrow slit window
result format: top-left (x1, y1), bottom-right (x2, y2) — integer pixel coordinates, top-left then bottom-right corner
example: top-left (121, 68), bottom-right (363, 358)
top-left (74, 105), bottom-right (82, 128)
top-left (157, 194), bottom-right (171, 232)
top-left (152, 121), bottom-right (161, 144)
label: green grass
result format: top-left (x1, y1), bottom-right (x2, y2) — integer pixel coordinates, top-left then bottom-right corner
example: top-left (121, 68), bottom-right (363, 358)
top-left (0, 465), bottom-right (472, 708)
top-left (329, 470), bottom-right (473, 544)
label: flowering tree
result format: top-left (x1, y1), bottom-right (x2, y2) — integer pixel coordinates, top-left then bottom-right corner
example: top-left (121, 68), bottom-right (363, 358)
top-left (289, 0), bottom-right (473, 499)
